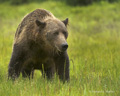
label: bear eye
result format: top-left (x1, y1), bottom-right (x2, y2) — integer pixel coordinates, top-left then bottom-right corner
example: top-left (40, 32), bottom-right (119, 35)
top-left (63, 31), bottom-right (67, 38)
top-left (63, 31), bottom-right (66, 35)
top-left (54, 31), bottom-right (59, 35)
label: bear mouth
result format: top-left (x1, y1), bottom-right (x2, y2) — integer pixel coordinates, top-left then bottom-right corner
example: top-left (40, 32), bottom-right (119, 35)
top-left (54, 44), bottom-right (68, 53)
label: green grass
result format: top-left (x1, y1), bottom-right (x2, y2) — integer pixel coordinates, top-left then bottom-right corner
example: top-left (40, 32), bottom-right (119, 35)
top-left (0, 1), bottom-right (120, 96)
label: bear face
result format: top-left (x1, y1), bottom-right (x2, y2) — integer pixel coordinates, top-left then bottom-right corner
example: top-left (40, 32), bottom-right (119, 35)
top-left (35, 18), bottom-right (69, 53)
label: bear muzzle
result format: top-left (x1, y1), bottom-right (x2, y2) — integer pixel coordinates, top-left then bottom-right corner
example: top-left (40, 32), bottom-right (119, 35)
top-left (61, 42), bottom-right (68, 51)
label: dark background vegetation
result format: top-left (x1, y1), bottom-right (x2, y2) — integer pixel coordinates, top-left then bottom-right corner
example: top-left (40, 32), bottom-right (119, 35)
top-left (0, 0), bottom-right (119, 5)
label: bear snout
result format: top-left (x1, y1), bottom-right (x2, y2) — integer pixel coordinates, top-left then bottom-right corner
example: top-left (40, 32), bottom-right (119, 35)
top-left (61, 42), bottom-right (68, 51)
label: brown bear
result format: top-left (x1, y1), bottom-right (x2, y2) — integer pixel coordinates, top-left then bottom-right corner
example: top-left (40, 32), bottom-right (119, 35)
top-left (8, 9), bottom-right (70, 82)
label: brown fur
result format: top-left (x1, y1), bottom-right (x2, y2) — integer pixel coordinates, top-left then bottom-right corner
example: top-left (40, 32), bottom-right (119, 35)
top-left (8, 9), bottom-right (70, 82)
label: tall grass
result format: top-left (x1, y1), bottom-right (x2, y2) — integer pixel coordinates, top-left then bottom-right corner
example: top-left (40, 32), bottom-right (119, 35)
top-left (0, 1), bottom-right (120, 96)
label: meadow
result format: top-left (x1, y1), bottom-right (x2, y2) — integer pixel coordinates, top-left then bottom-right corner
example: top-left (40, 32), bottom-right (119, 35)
top-left (0, 1), bottom-right (120, 96)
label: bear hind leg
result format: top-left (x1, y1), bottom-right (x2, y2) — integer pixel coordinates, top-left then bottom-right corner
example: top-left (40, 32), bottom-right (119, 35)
top-left (42, 67), bottom-right (55, 79)
top-left (22, 69), bottom-right (34, 79)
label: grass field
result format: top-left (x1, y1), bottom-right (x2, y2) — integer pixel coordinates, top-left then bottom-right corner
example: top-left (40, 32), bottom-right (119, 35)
top-left (0, 1), bottom-right (120, 96)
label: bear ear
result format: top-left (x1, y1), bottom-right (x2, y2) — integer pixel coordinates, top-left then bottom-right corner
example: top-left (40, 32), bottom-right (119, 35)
top-left (62, 18), bottom-right (68, 26)
top-left (36, 20), bottom-right (46, 28)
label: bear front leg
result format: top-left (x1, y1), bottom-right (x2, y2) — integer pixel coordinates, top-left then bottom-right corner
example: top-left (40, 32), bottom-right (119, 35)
top-left (8, 45), bottom-right (25, 80)
top-left (54, 51), bottom-right (70, 82)
top-left (42, 60), bottom-right (55, 79)
top-left (8, 57), bottom-right (23, 80)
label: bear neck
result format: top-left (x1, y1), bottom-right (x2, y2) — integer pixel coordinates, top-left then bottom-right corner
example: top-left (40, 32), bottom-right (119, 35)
top-left (28, 40), bottom-right (54, 58)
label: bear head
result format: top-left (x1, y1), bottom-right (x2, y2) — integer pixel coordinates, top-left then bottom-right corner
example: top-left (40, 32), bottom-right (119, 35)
top-left (35, 18), bottom-right (69, 53)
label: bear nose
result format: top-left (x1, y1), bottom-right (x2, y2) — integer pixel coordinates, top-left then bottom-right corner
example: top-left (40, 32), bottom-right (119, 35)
top-left (61, 43), bottom-right (68, 51)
